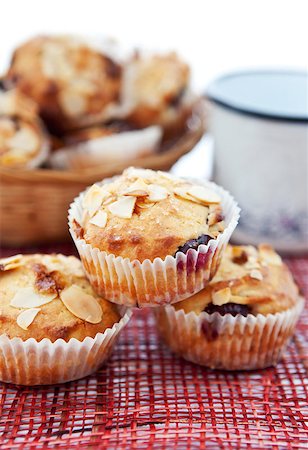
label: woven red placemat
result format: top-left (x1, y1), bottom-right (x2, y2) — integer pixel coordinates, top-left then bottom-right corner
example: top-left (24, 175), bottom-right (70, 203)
top-left (0, 244), bottom-right (307, 449)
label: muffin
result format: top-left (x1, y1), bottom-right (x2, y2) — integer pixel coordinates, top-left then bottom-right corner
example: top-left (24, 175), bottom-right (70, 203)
top-left (6, 35), bottom-right (122, 133)
top-left (48, 124), bottom-right (162, 170)
top-left (120, 52), bottom-right (195, 135)
top-left (69, 167), bottom-right (240, 307)
top-left (0, 88), bottom-right (49, 168)
top-left (155, 244), bottom-right (304, 370)
top-left (0, 253), bottom-right (131, 385)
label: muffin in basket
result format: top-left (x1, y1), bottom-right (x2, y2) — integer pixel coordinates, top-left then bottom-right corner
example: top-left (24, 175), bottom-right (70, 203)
top-left (0, 253), bottom-right (131, 385)
top-left (6, 35), bottom-right (122, 133)
top-left (0, 88), bottom-right (49, 168)
top-left (121, 52), bottom-right (194, 136)
top-left (48, 123), bottom-right (162, 170)
top-left (155, 244), bottom-right (304, 370)
top-left (69, 167), bottom-right (240, 307)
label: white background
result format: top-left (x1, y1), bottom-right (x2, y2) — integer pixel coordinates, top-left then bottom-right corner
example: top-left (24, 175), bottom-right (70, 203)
top-left (1, 0), bottom-right (307, 90)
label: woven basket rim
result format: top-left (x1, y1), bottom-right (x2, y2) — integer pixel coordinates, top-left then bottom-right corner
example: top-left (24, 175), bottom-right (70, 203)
top-left (0, 100), bottom-right (206, 185)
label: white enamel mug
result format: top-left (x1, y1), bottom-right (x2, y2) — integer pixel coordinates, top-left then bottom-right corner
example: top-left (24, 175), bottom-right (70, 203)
top-left (207, 70), bottom-right (308, 254)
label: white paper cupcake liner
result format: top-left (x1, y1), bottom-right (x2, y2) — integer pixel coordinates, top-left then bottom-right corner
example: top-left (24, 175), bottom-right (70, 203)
top-left (48, 125), bottom-right (162, 170)
top-left (0, 309), bottom-right (131, 385)
top-left (68, 176), bottom-right (240, 307)
top-left (155, 298), bottom-right (304, 370)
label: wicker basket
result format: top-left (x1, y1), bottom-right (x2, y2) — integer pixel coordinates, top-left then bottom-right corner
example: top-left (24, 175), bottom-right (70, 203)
top-left (0, 103), bottom-right (205, 247)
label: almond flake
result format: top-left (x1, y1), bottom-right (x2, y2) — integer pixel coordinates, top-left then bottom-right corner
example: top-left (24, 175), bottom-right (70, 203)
top-left (250, 269), bottom-right (263, 281)
top-left (123, 179), bottom-right (149, 197)
top-left (147, 184), bottom-right (168, 202)
top-left (16, 308), bottom-right (40, 330)
top-left (0, 254), bottom-right (23, 272)
top-left (89, 210), bottom-right (108, 228)
top-left (124, 189), bottom-right (149, 198)
top-left (83, 185), bottom-right (110, 217)
top-left (60, 285), bottom-right (102, 324)
top-left (10, 287), bottom-right (57, 308)
top-left (136, 200), bottom-right (155, 209)
top-left (103, 194), bottom-right (117, 206)
top-left (212, 287), bottom-right (231, 306)
top-left (124, 167), bottom-right (154, 180)
top-left (187, 185), bottom-right (221, 205)
top-left (173, 187), bottom-right (194, 202)
top-left (108, 196), bottom-right (136, 219)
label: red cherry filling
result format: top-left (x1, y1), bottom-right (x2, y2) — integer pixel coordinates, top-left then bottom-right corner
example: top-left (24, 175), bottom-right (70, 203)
top-left (204, 302), bottom-right (252, 317)
top-left (175, 234), bottom-right (212, 256)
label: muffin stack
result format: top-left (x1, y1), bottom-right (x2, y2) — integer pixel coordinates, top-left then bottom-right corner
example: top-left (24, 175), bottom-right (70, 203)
top-left (0, 167), bottom-right (303, 385)
top-left (68, 167), bottom-right (303, 369)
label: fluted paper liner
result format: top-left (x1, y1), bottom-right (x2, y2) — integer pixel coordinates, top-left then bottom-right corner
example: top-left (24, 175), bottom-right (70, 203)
top-left (155, 298), bottom-right (304, 370)
top-left (0, 309), bottom-right (132, 385)
top-left (68, 177), bottom-right (240, 307)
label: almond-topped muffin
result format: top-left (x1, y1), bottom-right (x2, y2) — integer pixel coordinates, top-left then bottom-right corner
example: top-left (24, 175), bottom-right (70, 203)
top-left (0, 253), bottom-right (131, 385)
top-left (0, 89), bottom-right (49, 168)
top-left (6, 35), bottom-right (122, 133)
top-left (69, 167), bottom-right (240, 307)
top-left (174, 244), bottom-right (299, 316)
top-left (155, 244), bottom-right (304, 370)
top-left (121, 52), bottom-right (194, 134)
top-left (0, 253), bottom-right (121, 341)
top-left (77, 167), bottom-right (226, 262)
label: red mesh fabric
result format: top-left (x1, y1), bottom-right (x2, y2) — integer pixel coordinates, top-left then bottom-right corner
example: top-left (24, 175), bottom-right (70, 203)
top-left (0, 244), bottom-right (307, 449)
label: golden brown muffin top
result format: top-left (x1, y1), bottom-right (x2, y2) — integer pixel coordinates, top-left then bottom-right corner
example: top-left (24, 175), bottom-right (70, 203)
top-left (174, 244), bottom-right (299, 315)
top-left (75, 167), bottom-right (225, 262)
top-left (121, 52), bottom-right (192, 128)
top-left (0, 89), bottom-right (49, 168)
top-left (0, 254), bottom-right (121, 342)
top-left (6, 35), bottom-right (122, 132)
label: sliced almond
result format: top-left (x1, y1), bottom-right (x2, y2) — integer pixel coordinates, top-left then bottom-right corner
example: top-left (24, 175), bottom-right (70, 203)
top-left (250, 269), bottom-right (263, 281)
top-left (136, 200), bottom-right (155, 209)
top-left (16, 308), bottom-right (40, 330)
top-left (124, 189), bottom-right (149, 198)
top-left (0, 254), bottom-right (23, 272)
top-left (108, 196), bottom-right (136, 219)
top-left (83, 185), bottom-right (110, 217)
top-left (212, 287), bottom-right (231, 306)
top-left (10, 287), bottom-right (57, 308)
top-left (147, 184), bottom-right (168, 202)
top-left (124, 167), bottom-right (154, 180)
top-left (60, 285), bottom-right (102, 324)
top-left (122, 179), bottom-right (149, 197)
top-left (187, 185), bottom-right (221, 205)
top-left (173, 187), bottom-right (194, 202)
top-left (89, 210), bottom-right (108, 228)
top-left (103, 194), bottom-right (117, 206)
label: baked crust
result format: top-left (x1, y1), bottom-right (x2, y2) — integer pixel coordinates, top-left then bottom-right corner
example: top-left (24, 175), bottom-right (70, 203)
top-left (0, 254), bottom-right (121, 342)
top-left (174, 244), bottom-right (299, 315)
top-left (122, 52), bottom-right (193, 133)
top-left (0, 89), bottom-right (49, 168)
top-left (6, 35), bottom-right (122, 133)
top-left (81, 168), bottom-right (225, 262)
